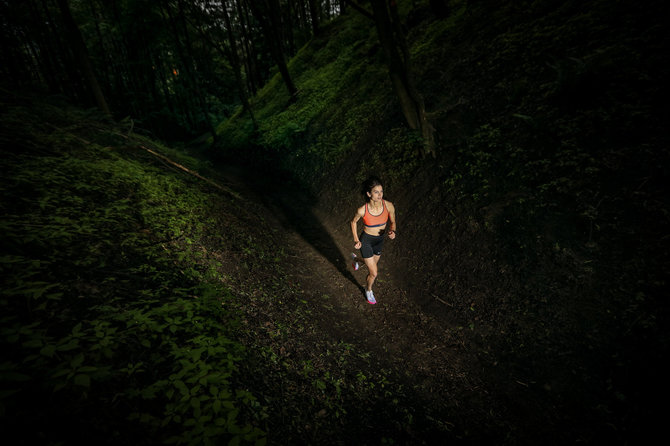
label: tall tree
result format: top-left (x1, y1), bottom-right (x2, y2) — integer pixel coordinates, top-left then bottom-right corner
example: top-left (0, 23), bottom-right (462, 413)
top-left (55, 0), bottom-right (111, 116)
top-left (429, 0), bottom-right (449, 18)
top-left (176, 0), bottom-right (218, 139)
top-left (307, 0), bottom-right (320, 35)
top-left (219, 0), bottom-right (257, 128)
top-left (192, 0), bottom-right (257, 128)
top-left (233, 0), bottom-right (259, 94)
top-left (247, 0), bottom-right (298, 100)
top-left (351, 0), bottom-right (435, 156)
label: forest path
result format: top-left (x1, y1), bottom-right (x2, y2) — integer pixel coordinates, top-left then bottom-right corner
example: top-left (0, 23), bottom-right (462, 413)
top-left (213, 165), bottom-right (492, 426)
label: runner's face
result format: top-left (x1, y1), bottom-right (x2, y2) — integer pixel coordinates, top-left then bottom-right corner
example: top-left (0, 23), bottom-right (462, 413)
top-left (368, 185), bottom-right (383, 202)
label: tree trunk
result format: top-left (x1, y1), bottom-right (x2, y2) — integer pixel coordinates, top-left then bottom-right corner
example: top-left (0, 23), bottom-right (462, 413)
top-left (176, 0), bottom-right (218, 140)
top-left (25, 0), bottom-right (61, 91)
top-left (307, 0), bottom-right (320, 35)
top-left (236, 0), bottom-right (261, 94)
top-left (36, 0), bottom-right (80, 98)
top-left (155, 54), bottom-right (176, 115)
top-left (284, 0), bottom-right (296, 56)
top-left (55, 0), bottom-right (111, 116)
top-left (369, 0), bottom-right (435, 156)
top-left (248, 0), bottom-right (298, 100)
top-left (220, 1), bottom-right (257, 128)
top-left (86, 0), bottom-right (112, 97)
top-left (162, 1), bottom-right (201, 131)
top-left (430, 0), bottom-right (449, 18)
top-left (343, 0), bottom-right (372, 19)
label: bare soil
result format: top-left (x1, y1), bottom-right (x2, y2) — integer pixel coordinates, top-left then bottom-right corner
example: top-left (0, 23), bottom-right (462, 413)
top-left (212, 165), bottom-right (567, 444)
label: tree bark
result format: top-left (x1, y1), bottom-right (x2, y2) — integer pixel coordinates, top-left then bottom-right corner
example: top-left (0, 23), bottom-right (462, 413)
top-left (247, 0), bottom-right (298, 100)
top-left (236, 0), bottom-right (261, 94)
top-left (176, 0), bottom-right (218, 140)
top-left (307, 0), bottom-right (320, 35)
top-left (368, 0), bottom-right (435, 156)
top-left (430, 0), bottom-right (449, 18)
top-left (162, 1), bottom-right (197, 128)
top-left (219, 0), bottom-right (257, 128)
top-left (55, 0), bottom-right (111, 116)
top-left (37, 0), bottom-right (80, 98)
top-left (343, 0), bottom-right (373, 20)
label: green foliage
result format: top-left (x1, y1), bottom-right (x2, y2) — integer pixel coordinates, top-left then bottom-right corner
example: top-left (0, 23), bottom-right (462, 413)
top-left (354, 127), bottom-right (424, 189)
top-left (5, 0), bottom-right (668, 442)
top-left (0, 103), bottom-right (265, 444)
top-left (214, 11), bottom-right (387, 182)
top-left (208, 3), bottom-right (667, 440)
top-left (1, 97), bottom-right (427, 444)
top-left (418, 6), bottom-right (668, 418)
top-left (215, 111), bottom-right (257, 156)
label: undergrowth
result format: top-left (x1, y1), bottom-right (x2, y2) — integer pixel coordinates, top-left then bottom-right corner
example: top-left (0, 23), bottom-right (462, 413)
top-left (212, 0), bottom-right (669, 442)
top-left (0, 95), bottom-right (433, 444)
top-left (0, 100), bottom-right (266, 445)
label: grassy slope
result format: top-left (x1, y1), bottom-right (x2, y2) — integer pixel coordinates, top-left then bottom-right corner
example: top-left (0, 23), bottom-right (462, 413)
top-left (1, 93), bottom-right (463, 444)
top-left (2, 0), bottom-right (668, 443)
top-left (214, 0), bottom-right (670, 442)
top-left (0, 96), bottom-right (269, 444)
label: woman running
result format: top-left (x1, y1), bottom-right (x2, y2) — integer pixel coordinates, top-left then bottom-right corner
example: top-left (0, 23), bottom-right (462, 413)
top-left (350, 176), bottom-right (397, 304)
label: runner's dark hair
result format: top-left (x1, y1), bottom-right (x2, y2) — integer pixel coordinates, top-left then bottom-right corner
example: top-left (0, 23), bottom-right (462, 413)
top-left (361, 176), bottom-right (383, 202)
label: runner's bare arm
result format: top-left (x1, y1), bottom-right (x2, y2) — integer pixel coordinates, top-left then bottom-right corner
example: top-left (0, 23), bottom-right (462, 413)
top-left (386, 201), bottom-right (397, 239)
top-left (351, 205), bottom-right (365, 249)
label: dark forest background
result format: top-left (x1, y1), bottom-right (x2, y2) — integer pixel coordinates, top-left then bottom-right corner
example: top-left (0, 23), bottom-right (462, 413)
top-left (2, 0), bottom-right (350, 140)
top-left (1, 0), bottom-right (669, 444)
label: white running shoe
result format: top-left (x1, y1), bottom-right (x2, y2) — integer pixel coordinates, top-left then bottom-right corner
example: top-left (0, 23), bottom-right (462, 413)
top-left (365, 290), bottom-right (376, 305)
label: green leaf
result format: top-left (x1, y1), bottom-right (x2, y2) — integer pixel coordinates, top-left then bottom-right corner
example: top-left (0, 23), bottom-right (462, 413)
top-left (70, 353), bottom-right (85, 368)
top-left (40, 344), bottom-right (57, 357)
top-left (57, 339), bottom-right (79, 351)
top-left (174, 380), bottom-right (189, 396)
top-left (191, 347), bottom-right (205, 361)
top-left (74, 373), bottom-right (90, 387)
top-left (22, 339), bottom-right (44, 349)
top-left (0, 371), bottom-right (32, 382)
top-left (0, 388), bottom-right (21, 399)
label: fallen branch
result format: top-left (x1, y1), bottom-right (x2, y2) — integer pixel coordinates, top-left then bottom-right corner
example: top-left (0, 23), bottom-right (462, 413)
top-left (433, 294), bottom-right (453, 306)
top-left (137, 144), bottom-right (240, 199)
top-left (104, 127), bottom-right (242, 200)
top-left (47, 122), bottom-right (242, 200)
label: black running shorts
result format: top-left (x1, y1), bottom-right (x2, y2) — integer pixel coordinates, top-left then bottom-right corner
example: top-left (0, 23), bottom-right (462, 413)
top-left (359, 232), bottom-right (384, 258)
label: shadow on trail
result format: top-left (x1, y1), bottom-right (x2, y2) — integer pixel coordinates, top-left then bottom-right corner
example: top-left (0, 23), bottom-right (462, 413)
top-left (225, 166), bottom-right (363, 293)
top-left (273, 193), bottom-right (364, 292)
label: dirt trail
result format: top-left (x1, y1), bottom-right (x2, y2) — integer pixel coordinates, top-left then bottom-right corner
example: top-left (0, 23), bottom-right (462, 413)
top-left (217, 166), bottom-right (487, 413)
top-left (209, 166), bottom-right (580, 442)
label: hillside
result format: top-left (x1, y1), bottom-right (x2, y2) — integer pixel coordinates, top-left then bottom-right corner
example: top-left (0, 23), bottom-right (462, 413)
top-left (0, 89), bottom-right (567, 444)
top-left (2, 93), bottom-right (456, 444)
top-left (213, 0), bottom-right (670, 443)
top-left (2, 0), bottom-right (669, 444)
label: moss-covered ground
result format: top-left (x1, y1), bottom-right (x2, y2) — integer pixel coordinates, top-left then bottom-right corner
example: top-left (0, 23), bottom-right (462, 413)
top-left (2, 0), bottom-right (669, 444)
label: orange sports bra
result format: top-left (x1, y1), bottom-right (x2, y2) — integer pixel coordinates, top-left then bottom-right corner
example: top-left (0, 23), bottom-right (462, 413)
top-left (363, 200), bottom-right (389, 227)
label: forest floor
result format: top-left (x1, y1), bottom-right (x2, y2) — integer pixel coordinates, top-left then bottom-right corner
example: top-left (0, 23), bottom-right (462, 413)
top-left (209, 165), bottom-right (564, 444)
top-left (3, 91), bottom-right (655, 444)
